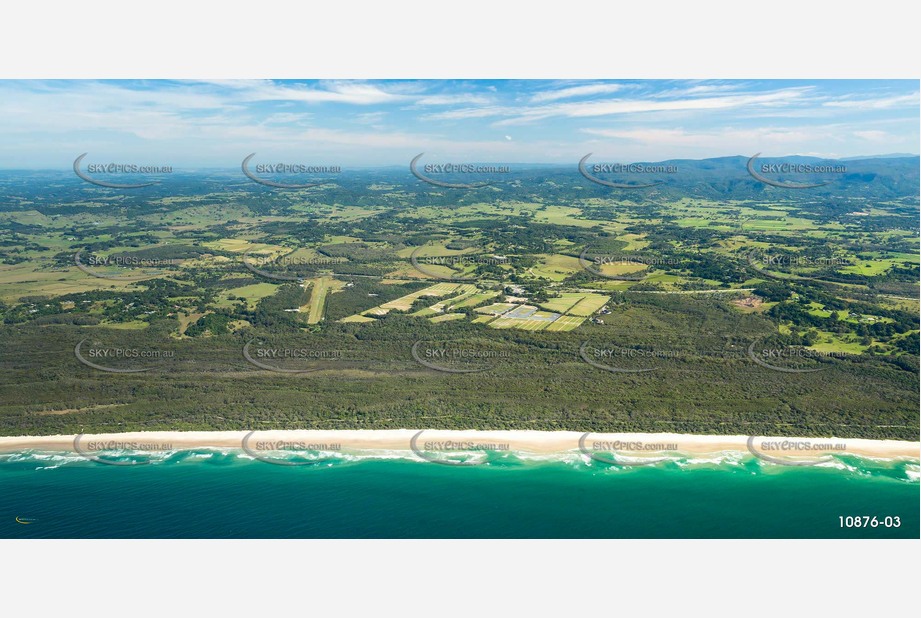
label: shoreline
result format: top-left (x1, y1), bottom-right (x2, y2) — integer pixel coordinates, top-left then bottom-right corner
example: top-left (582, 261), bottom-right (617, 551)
top-left (0, 430), bottom-right (918, 462)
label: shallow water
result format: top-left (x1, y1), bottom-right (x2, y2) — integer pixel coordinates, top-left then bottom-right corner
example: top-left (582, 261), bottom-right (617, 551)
top-left (2, 450), bottom-right (917, 538)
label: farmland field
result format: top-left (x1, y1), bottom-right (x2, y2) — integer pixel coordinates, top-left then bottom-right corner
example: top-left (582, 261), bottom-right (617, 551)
top-left (0, 152), bottom-right (917, 443)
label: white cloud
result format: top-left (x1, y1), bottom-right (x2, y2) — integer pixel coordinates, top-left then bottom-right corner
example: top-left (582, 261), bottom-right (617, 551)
top-left (823, 93), bottom-right (919, 110)
top-left (853, 130), bottom-right (889, 141)
top-left (353, 111), bottom-right (387, 125)
top-left (423, 87), bottom-right (815, 126)
top-left (494, 88), bottom-right (815, 126)
top-left (529, 83), bottom-right (623, 103)
top-left (414, 93), bottom-right (494, 106)
top-left (426, 106), bottom-right (507, 120)
top-left (579, 125), bottom-right (849, 158)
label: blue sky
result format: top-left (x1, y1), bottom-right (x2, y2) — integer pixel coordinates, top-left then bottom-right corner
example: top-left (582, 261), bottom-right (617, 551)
top-left (0, 79), bottom-right (917, 168)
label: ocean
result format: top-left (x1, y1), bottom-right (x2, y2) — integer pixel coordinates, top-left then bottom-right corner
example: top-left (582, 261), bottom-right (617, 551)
top-left (2, 450), bottom-right (917, 538)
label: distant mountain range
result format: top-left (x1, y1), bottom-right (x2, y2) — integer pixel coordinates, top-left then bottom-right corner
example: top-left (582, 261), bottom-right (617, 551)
top-left (0, 155), bottom-right (917, 207)
top-left (0, 154), bottom-right (918, 173)
top-left (841, 153), bottom-right (918, 160)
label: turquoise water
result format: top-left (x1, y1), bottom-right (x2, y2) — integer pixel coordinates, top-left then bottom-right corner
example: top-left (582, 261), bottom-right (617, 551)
top-left (1, 450), bottom-right (917, 538)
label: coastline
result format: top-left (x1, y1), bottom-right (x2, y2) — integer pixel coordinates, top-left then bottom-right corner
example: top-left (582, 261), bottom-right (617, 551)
top-left (0, 429), bottom-right (918, 462)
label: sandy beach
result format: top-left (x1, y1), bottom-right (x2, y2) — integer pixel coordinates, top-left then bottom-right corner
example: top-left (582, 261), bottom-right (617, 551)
top-left (0, 429), bottom-right (917, 461)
